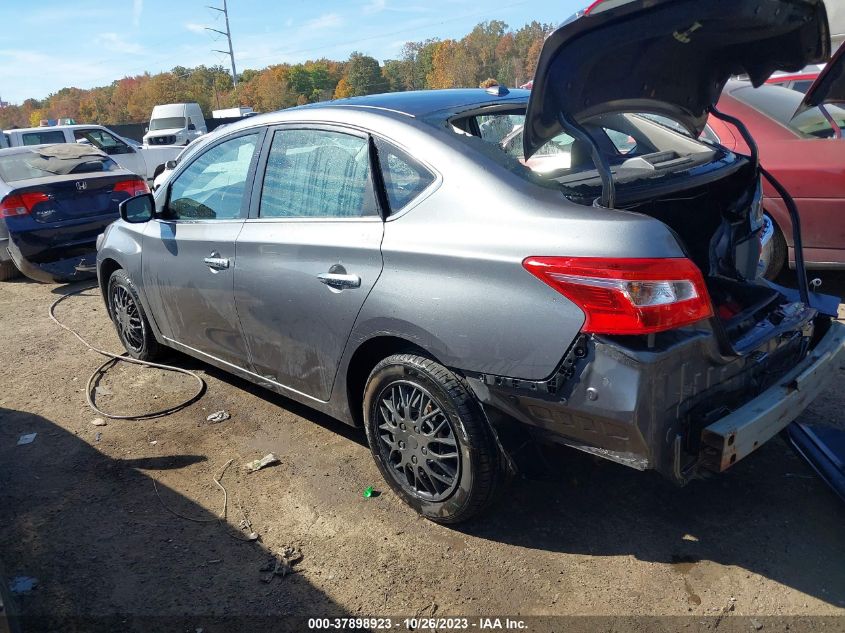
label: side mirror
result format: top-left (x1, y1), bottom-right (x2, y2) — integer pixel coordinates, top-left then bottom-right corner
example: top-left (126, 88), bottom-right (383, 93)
top-left (165, 159), bottom-right (177, 169)
top-left (144, 127), bottom-right (149, 133)
top-left (119, 193), bottom-right (155, 223)
top-left (188, 123), bottom-right (196, 131)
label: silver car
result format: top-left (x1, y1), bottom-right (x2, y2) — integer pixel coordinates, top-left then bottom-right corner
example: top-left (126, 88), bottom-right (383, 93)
top-left (98, 0), bottom-right (845, 523)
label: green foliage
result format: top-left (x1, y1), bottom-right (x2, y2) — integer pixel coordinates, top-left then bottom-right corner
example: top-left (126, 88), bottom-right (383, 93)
top-left (345, 52), bottom-right (389, 96)
top-left (0, 20), bottom-right (554, 129)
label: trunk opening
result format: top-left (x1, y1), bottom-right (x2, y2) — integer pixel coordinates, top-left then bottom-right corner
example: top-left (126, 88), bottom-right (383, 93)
top-left (587, 156), bottom-right (805, 351)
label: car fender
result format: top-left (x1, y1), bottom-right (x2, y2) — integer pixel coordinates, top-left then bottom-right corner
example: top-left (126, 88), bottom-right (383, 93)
top-left (97, 220), bottom-right (164, 341)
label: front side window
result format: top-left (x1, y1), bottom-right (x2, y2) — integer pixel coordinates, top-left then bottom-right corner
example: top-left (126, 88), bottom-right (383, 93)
top-left (374, 138), bottom-right (435, 214)
top-left (167, 133), bottom-right (258, 220)
top-left (22, 130), bottom-right (65, 145)
top-left (74, 129), bottom-right (132, 155)
top-left (260, 128), bottom-right (376, 219)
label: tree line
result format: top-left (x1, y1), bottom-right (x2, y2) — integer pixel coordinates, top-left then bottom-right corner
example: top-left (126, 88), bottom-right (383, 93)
top-left (0, 20), bottom-right (553, 129)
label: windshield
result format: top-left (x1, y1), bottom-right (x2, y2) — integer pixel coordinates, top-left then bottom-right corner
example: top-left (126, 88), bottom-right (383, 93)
top-left (150, 117), bottom-right (186, 131)
top-left (730, 83), bottom-right (845, 138)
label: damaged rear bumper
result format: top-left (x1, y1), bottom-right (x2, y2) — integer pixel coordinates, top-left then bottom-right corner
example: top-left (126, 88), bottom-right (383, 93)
top-left (700, 321), bottom-right (845, 472)
top-left (6, 234), bottom-right (97, 283)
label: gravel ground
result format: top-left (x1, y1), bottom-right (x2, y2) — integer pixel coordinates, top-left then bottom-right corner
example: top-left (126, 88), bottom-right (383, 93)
top-left (1, 272), bottom-right (844, 633)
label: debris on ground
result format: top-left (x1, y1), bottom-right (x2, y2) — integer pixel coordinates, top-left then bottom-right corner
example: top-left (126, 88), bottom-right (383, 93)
top-left (9, 576), bottom-right (37, 594)
top-left (91, 418), bottom-right (107, 427)
top-left (751, 618), bottom-right (763, 630)
top-left (206, 410), bottom-right (231, 424)
top-left (149, 440), bottom-right (158, 446)
top-left (244, 453), bottom-right (280, 473)
top-left (362, 486), bottom-right (380, 498)
top-left (16, 433), bottom-right (37, 446)
top-left (259, 546), bottom-right (303, 583)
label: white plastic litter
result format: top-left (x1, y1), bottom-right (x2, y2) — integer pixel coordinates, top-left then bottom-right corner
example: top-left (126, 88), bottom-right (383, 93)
top-left (245, 453), bottom-right (280, 473)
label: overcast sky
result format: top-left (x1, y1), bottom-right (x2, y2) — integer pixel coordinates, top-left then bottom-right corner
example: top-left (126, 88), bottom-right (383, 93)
top-left (0, 0), bottom-right (586, 104)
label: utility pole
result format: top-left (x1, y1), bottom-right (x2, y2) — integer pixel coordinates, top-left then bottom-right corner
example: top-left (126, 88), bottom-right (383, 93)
top-left (206, 0), bottom-right (238, 87)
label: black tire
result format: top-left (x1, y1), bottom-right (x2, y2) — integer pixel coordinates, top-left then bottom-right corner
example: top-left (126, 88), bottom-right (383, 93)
top-left (363, 353), bottom-right (502, 524)
top-left (0, 260), bottom-right (20, 281)
top-left (107, 269), bottom-right (162, 361)
top-left (762, 221), bottom-right (787, 281)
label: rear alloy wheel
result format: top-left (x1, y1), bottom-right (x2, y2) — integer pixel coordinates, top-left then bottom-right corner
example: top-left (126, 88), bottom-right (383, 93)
top-left (107, 269), bottom-right (161, 361)
top-left (363, 354), bottom-right (502, 524)
top-left (0, 260), bottom-right (20, 282)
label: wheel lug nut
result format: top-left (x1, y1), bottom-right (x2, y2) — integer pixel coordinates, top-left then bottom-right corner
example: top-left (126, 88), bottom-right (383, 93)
top-left (400, 423), bottom-right (406, 430)
top-left (399, 441), bottom-right (405, 449)
top-left (421, 447), bottom-right (427, 455)
top-left (411, 455), bottom-right (418, 464)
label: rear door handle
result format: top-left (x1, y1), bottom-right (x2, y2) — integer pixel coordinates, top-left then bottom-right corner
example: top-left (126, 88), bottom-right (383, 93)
top-left (318, 272), bottom-right (361, 289)
top-left (204, 255), bottom-right (230, 270)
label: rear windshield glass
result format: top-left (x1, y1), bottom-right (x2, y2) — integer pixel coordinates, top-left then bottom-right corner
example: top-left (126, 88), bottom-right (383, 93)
top-left (453, 108), bottom-right (714, 184)
top-left (0, 151), bottom-right (118, 182)
top-left (150, 117), bottom-right (186, 131)
top-left (730, 83), bottom-right (845, 139)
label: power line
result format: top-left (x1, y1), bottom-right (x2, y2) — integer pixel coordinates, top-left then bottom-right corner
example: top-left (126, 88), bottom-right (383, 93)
top-left (206, 0), bottom-right (238, 86)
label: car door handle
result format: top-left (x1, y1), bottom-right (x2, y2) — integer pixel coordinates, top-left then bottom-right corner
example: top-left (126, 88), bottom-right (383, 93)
top-left (318, 272), bottom-right (361, 289)
top-left (204, 256), bottom-right (230, 270)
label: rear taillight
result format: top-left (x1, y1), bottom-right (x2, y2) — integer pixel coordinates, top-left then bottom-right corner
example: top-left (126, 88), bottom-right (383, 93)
top-left (523, 257), bottom-right (714, 335)
top-left (113, 178), bottom-right (150, 197)
top-left (0, 192), bottom-right (50, 218)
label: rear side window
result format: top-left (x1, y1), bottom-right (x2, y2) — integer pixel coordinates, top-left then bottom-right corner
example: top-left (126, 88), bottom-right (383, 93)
top-left (260, 128), bottom-right (377, 219)
top-left (167, 132), bottom-right (258, 220)
top-left (374, 138), bottom-right (435, 214)
top-left (790, 80), bottom-right (814, 93)
top-left (21, 130), bottom-right (66, 145)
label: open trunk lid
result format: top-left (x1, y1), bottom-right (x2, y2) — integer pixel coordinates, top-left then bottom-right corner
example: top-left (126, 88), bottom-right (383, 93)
top-left (524, 0), bottom-right (831, 159)
top-left (795, 43), bottom-right (845, 114)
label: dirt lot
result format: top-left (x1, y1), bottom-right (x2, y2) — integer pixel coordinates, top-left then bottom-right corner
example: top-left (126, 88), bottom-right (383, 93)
top-left (1, 272), bottom-right (844, 632)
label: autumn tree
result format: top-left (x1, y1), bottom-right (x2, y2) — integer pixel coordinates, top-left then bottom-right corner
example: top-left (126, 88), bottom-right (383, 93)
top-left (0, 19), bottom-right (556, 125)
top-left (343, 52), bottom-right (388, 96)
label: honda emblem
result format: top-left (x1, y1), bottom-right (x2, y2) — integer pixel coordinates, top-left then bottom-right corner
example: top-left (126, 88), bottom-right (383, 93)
top-left (75, 181), bottom-right (87, 191)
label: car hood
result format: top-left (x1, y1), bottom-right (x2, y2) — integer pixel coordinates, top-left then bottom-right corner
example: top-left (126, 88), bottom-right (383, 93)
top-left (524, 0), bottom-right (830, 158)
top-left (797, 44), bottom-right (845, 115)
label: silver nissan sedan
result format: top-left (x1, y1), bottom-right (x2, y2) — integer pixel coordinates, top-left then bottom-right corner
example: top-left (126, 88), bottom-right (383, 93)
top-left (98, 0), bottom-right (845, 523)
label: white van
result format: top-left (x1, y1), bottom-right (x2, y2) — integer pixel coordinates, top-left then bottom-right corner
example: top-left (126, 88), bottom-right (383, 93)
top-left (143, 103), bottom-right (206, 146)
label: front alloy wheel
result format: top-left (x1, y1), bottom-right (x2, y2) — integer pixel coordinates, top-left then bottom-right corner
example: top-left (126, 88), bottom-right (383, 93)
top-left (107, 269), bottom-right (161, 361)
top-left (363, 353), bottom-right (502, 524)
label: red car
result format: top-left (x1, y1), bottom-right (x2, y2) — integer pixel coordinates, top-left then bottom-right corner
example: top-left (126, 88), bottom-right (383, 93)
top-left (708, 48), bottom-right (845, 278)
top-left (765, 64), bottom-right (824, 93)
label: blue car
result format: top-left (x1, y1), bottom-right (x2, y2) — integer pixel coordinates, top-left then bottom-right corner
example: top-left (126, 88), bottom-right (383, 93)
top-left (0, 144), bottom-right (148, 282)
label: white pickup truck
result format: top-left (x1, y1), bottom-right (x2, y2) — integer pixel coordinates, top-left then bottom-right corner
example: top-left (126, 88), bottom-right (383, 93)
top-left (3, 124), bottom-right (182, 181)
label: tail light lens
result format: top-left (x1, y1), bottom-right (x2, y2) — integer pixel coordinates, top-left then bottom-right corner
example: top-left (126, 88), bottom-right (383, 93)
top-left (523, 257), bottom-right (714, 335)
top-left (0, 192), bottom-right (50, 218)
top-left (113, 178), bottom-right (150, 197)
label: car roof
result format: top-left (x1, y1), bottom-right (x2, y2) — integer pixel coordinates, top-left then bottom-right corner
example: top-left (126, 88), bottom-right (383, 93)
top-left (3, 124), bottom-right (107, 134)
top-left (303, 88), bottom-right (531, 118)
